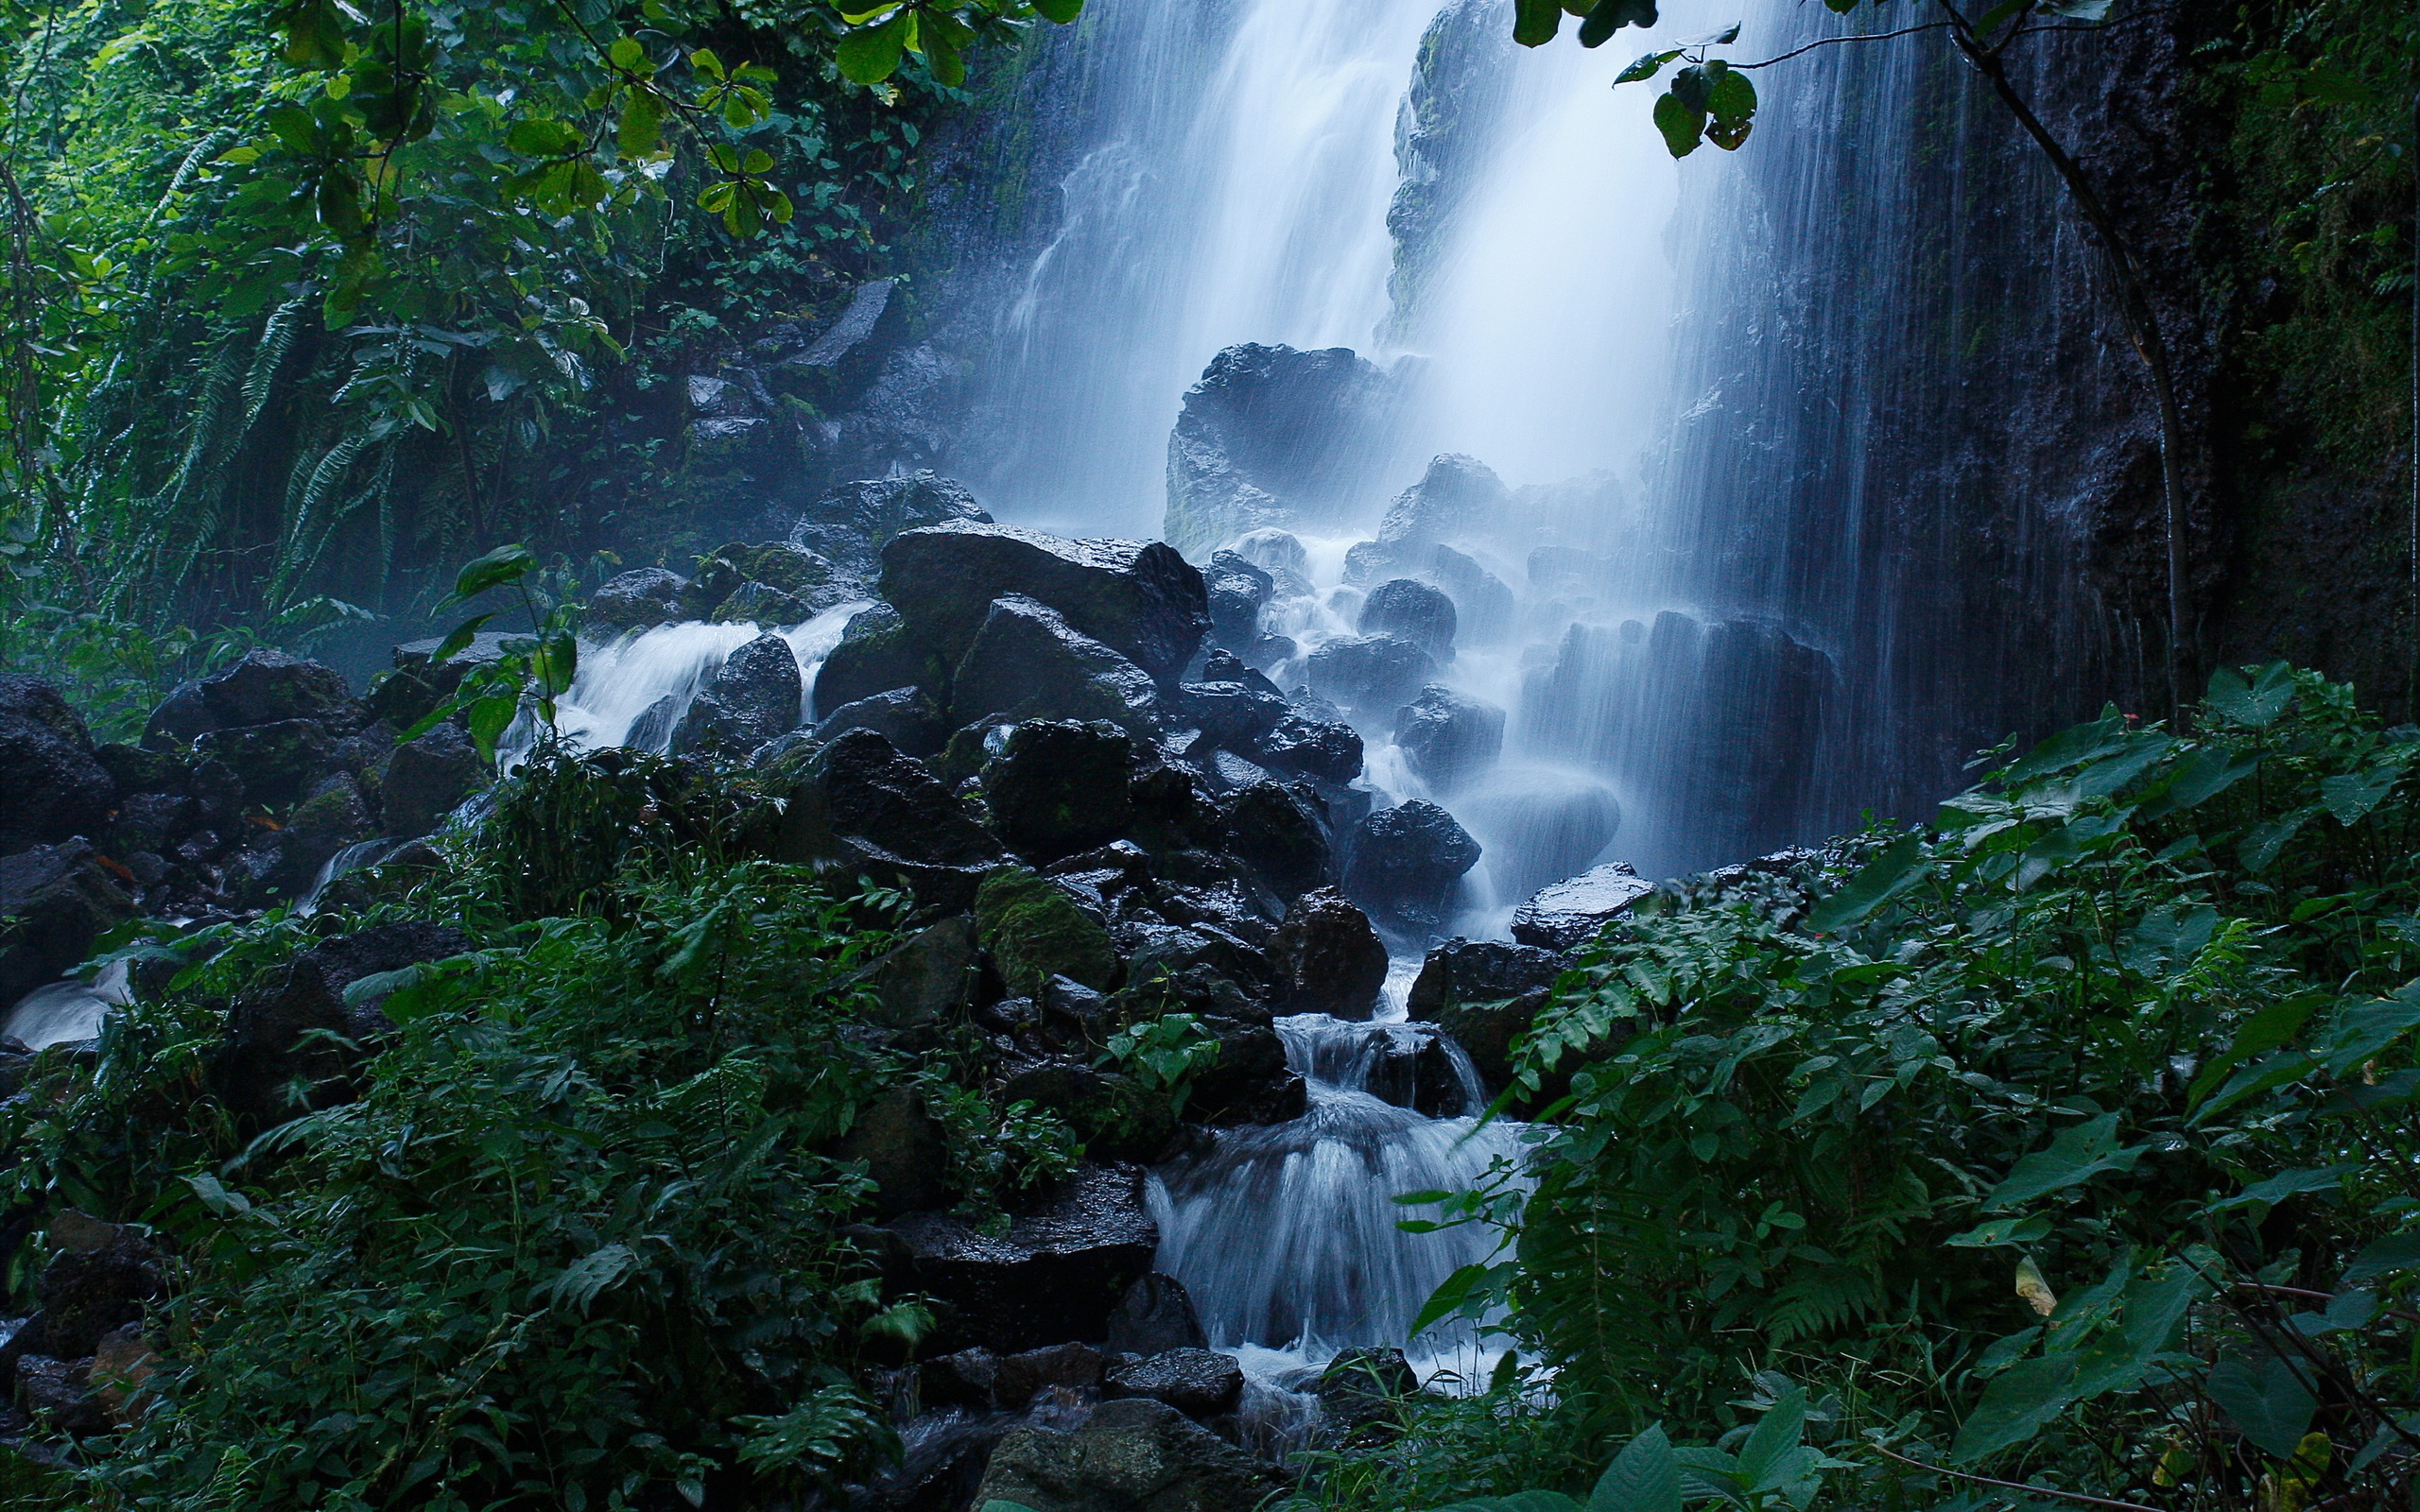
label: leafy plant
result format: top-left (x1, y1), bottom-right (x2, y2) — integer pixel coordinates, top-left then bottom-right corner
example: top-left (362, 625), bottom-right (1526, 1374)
top-left (405, 543), bottom-right (582, 761)
top-left (1101, 1010), bottom-right (1221, 1114)
top-left (1426, 1389), bottom-right (1846, 1512)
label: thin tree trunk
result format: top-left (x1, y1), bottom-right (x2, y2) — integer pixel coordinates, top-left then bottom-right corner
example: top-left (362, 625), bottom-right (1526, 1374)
top-left (1936, 1), bottom-right (2195, 713)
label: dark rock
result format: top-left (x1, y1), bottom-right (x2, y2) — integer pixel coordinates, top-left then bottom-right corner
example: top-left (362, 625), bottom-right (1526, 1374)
top-left (1186, 1020), bottom-right (1306, 1125)
top-left (272, 774), bottom-right (374, 897)
top-left (776, 730), bottom-right (1003, 911)
top-left (1315, 1347), bottom-right (1418, 1430)
top-left (814, 603), bottom-right (941, 717)
top-left (1376, 453), bottom-right (1506, 550)
top-left (994, 1342), bottom-right (1106, 1407)
top-left (1197, 650), bottom-right (1285, 700)
top-left (210, 921), bottom-right (472, 1127)
top-left (13, 1354), bottom-right (105, 1435)
top-left (1201, 551), bottom-right (1272, 652)
top-left (1118, 923), bottom-right (1268, 1002)
top-left (1127, 765), bottom-right (1228, 855)
top-left (1172, 681), bottom-right (1288, 752)
top-left (1425, 543), bottom-right (1517, 645)
top-left (625, 694), bottom-right (683, 754)
top-left (882, 522), bottom-right (1210, 684)
top-left (196, 649), bottom-right (356, 732)
top-left (1392, 685), bottom-right (1504, 795)
top-left (1268, 888), bottom-right (1388, 1019)
top-left (791, 470), bottom-right (991, 576)
top-left (31, 1224), bottom-right (161, 1363)
top-left (1343, 800), bottom-right (1480, 932)
top-left (1350, 1022), bottom-right (1470, 1117)
top-left (671, 632), bottom-right (802, 754)
top-left (954, 595), bottom-right (1164, 732)
top-left (587, 567), bottom-right (691, 630)
top-left (0, 678), bottom-right (113, 853)
top-left (1358, 578), bottom-right (1457, 662)
top-left (107, 792), bottom-right (195, 858)
top-left (1230, 528), bottom-right (1316, 597)
top-left (90, 1319), bottom-right (159, 1423)
top-left (1105, 1273), bottom-right (1208, 1355)
top-left (888, 1164), bottom-right (1158, 1352)
top-left (843, 1087), bottom-right (953, 1218)
top-left (1219, 782), bottom-right (1330, 901)
top-left (977, 866), bottom-right (1119, 996)
top-left (985, 721), bottom-right (1136, 862)
top-left (391, 631), bottom-right (514, 703)
top-left (1405, 938), bottom-right (1564, 1089)
top-left (0, 841), bottom-right (134, 1009)
top-left (920, 1347), bottom-right (1000, 1410)
top-left (855, 916), bottom-right (979, 1029)
top-left (1163, 342), bottom-right (1406, 556)
top-left (976, 1395), bottom-right (1284, 1512)
top-left (1247, 713), bottom-right (1364, 784)
top-left (710, 579), bottom-right (807, 627)
top-left (141, 679), bottom-right (216, 750)
top-left (812, 687), bottom-right (946, 757)
top-left (1104, 1349), bottom-right (1244, 1418)
top-left (381, 722), bottom-right (486, 837)
top-left (193, 718), bottom-right (336, 810)
top-left (1306, 636), bottom-right (1435, 719)
top-left (1511, 861), bottom-right (1654, 951)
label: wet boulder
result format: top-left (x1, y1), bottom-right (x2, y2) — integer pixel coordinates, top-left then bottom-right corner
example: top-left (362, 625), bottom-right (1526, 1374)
top-left (381, 722), bottom-right (487, 837)
top-left (985, 720), bottom-right (1137, 862)
top-left (1189, 1023), bottom-right (1306, 1125)
top-left (1512, 860), bottom-right (1654, 951)
top-left (1376, 453), bottom-right (1506, 550)
top-left (789, 471), bottom-right (992, 577)
top-left (1392, 684), bottom-right (1504, 795)
top-left (1201, 550), bottom-right (1272, 653)
top-left (1163, 342), bottom-right (1405, 556)
top-left (1246, 713), bottom-right (1363, 784)
top-left (1268, 888), bottom-right (1388, 1019)
top-left (882, 522), bottom-right (1210, 683)
top-left (0, 1215), bottom-right (163, 1378)
top-left (1172, 681), bottom-right (1288, 751)
top-left (1354, 1022), bottom-right (1470, 1117)
top-left (1406, 937), bottom-right (1564, 1089)
top-left (1106, 1273), bottom-right (1208, 1355)
top-left (811, 686), bottom-right (947, 757)
top-left (1219, 781), bottom-right (1331, 901)
top-left (887, 1164), bottom-right (1159, 1352)
top-left (813, 603), bottom-right (940, 716)
top-left (1426, 543), bottom-right (1517, 645)
top-left (586, 567), bottom-right (690, 630)
top-left (994, 1342), bottom-right (1107, 1407)
top-left (976, 1395), bottom-right (1285, 1512)
top-left (1315, 1347), bottom-right (1419, 1431)
top-left (193, 718), bottom-right (337, 810)
top-left (977, 865), bottom-right (1119, 996)
top-left (1306, 635), bottom-right (1434, 720)
top-left (1343, 800), bottom-right (1480, 934)
top-left (1105, 1349), bottom-right (1244, 1418)
top-left (710, 579), bottom-right (807, 627)
top-left (210, 921), bottom-right (472, 1128)
top-left (1357, 578), bottom-right (1457, 662)
top-left (0, 678), bottom-right (114, 853)
top-left (841, 1086), bottom-right (953, 1218)
top-left (0, 841), bottom-right (135, 1010)
top-left (953, 595), bottom-right (1163, 731)
top-left (671, 632), bottom-right (802, 755)
top-left (853, 916), bottom-right (979, 1029)
top-left (777, 730), bottom-right (1004, 910)
top-left (196, 649), bottom-right (357, 733)
top-left (141, 679), bottom-right (218, 750)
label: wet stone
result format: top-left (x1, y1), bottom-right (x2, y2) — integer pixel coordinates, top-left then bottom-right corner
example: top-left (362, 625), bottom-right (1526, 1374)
top-left (1104, 1348), bottom-right (1244, 1418)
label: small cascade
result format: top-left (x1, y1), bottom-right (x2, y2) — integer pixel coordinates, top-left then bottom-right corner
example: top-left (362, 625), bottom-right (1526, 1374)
top-left (3, 959), bottom-right (131, 1051)
top-left (532, 602), bottom-right (867, 756)
top-left (1150, 1001), bottom-right (1529, 1397)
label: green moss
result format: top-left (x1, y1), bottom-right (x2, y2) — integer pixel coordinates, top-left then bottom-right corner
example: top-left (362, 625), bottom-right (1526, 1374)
top-left (974, 863), bottom-right (1118, 995)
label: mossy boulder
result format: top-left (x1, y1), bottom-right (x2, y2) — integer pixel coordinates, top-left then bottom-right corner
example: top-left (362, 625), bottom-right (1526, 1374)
top-left (976, 865), bottom-right (1118, 996)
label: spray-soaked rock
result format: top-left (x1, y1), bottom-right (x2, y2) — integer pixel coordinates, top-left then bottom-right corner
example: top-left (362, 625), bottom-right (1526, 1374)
top-left (1186, 1019), bottom-right (1305, 1125)
top-left (1315, 1347), bottom-right (1419, 1430)
top-left (1268, 888), bottom-right (1388, 1019)
top-left (1105, 1349), bottom-right (1245, 1418)
top-left (1358, 578), bottom-right (1457, 662)
top-left (0, 678), bottom-right (114, 854)
top-left (853, 916), bottom-right (979, 1029)
top-left (789, 471), bottom-right (991, 577)
top-left (777, 730), bottom-right (1004, 910)
top-left (888, 1164), bottom-right (1159, 1353)
top-left (1106, 1273), bottom-right (1208, 1355)
top-left (1163, 342), bottom-right (1405, 556)
top-left (1172, 682), bottom-right (1288, 751)
top-left (1405, 937), bottom-right (1564, 1090)
top-left (977, 865), bottom-right (1119, 996)
top-left (977, 1395), bottom-right (1285, 1512)
top-left (1306, 635), bottom-right (1434, 719)
top-left (811, 686), bottom-right (947, 757)
top-left (1425, 543), bottom-right (1517, 645)
top-left (671, 632), bottom-right (802, 755)
top-left (814, 603), bottom-right (939, 715)
top-left (1392, 685), bottom-right (1503, 795)
top-left (1201, 550), bottom-right (1272, 654)
top-left (1219, 782), bottom-right (1331, 901)
top-left (1246, 713), bottom-right (1363, 784)
top-left (1343, 800), bottom-right (1479, 933)
top-left (0, 840), bottom-right (134, 1010)
top-left (587, 567), bottom-right (690, 630)
top-left (193, 718), bottom-right (337, 810)
top-left (883, 522), bottom-right (1210, 683)
top-left (985, 721), bottom-right (1137, 863)
top-left (1512, 860), bottom-right (1654, 951)
top-left (381, 723), bottom-right (487, 836)
top-left (953, 596), bottom-right (1163, 731)
top-left (1377, 453), bottom-right (1506, 549)
top-left (195, 649), bottom-right (358, 734)
top-left (841, 1086), bottom-right (953, 1218)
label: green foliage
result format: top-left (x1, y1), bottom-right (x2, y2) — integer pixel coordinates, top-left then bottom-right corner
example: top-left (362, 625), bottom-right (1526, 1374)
top-left (407, 544), bottom-right (582, 760)
top-left (0, 747), bottom-right (1148, 1510)
top-left (1102, 1010), bottom-right (1220, 1114)
top-left (1436, 665), bottom-right (2420, 1510)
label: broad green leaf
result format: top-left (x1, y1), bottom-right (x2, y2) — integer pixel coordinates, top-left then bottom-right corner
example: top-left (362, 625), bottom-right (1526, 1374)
top-left (1512, 0), bottom-right (1564, 46)
top-left (1980, 1111), bottom-right (2147, 1210)
top-left (1409, 1261), bottom-right (1495, 1336)
top-left (2319, 761), bottom-right (2404, 824)
top-left (1945, 1214), bottom-right (2052, 1247)
top-left (1615, 48), bottom-right (1681, 84)
top-left (608, 36), bottom-right (648, 72)
top-left (2145, 745), bottom-right (2261, 814)
top-left (448, 543), bottom-right (537, 604)
top-left (2002, 713), bottom-right (2130, 782)
top-left (546, 1243), bottom-right (640, 1313)
top-left (1430, 1496), bottom-right (1584, 1512)
top-left (1951, 1354), bottom-right (2078, 1462)
top-left (2311, 990), bottom-right (2420, 1074)
top-left (2041, 0), bottom-right (2113, 18)
top-left (1805, 834), bottom-right (1930, 935)
top-left (2205, 1356), bottom-right (2318, 1458)
top-left (2343, 1232), bottom-right (2420, 1284)
top-left (2191, 1049), bottom-right (2319, 1124)
top-left (837, 13), bottom-right (911, 84)
top-left (1030, 0), bottom-right (1083, 21)
top-left (183, 1173), bottom-right (251, 1216)
top-left (691, 46), bottom-right (726, 79)
top-left (2210, 1162), bottom-right (2361, 1212)
top-left (466, 692), bottom-right (521, 761)
top-left (1732, 1390), bottom-right (1805, 1489)
top-left (506, 117), bottom-right (583, 158)
top-left (1589, 1424), bottom-right (1681, 1512)
top-left (1651, 91), bottom-right (1703, 157)
top-left (2187, 998), bottom-right (2317, 1108)
top-left (618, 92), bottom-right (664, 156)
top-left (2237, 809), bottom-right (2310, 872)
top-left (1579, 0), bottom-right (1659, 47)
top-left (2205, 662), bottom-right (2296, 729)
top-left (429, 611), bottom-right (497, 669)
